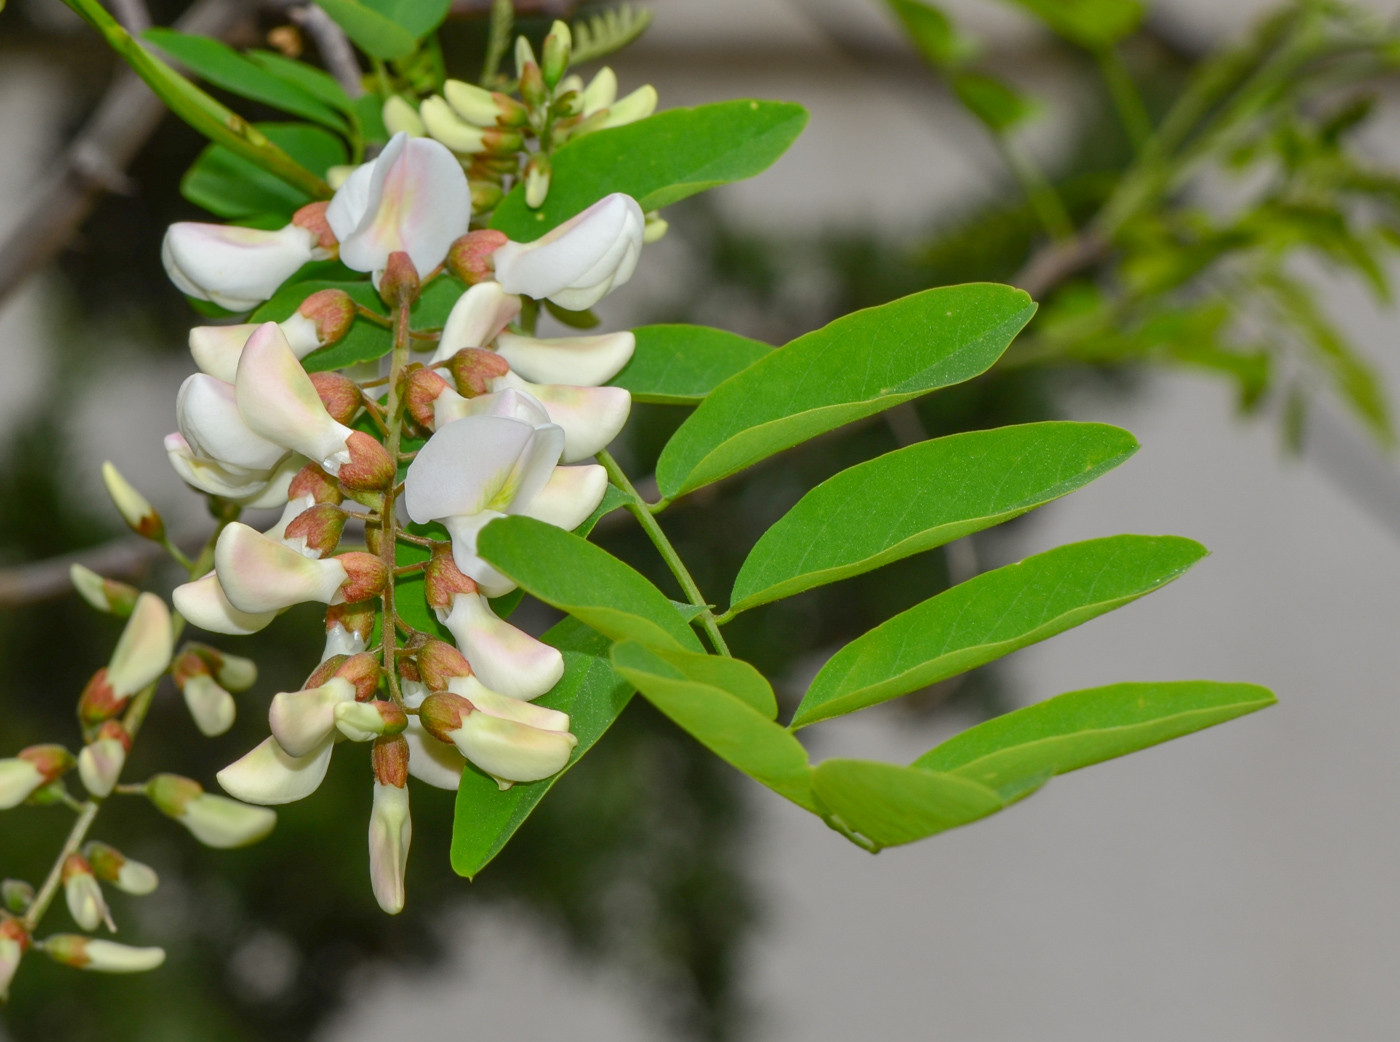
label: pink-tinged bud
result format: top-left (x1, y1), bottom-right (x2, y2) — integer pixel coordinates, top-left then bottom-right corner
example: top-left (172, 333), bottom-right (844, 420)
top-left (100, 462), bottom-right (164, 541)
top-left (446, 347), bottom-right (511, 398)
top-left (336, 652), bottom-right (383, 701)
top-left (337, 432), bottom-right (395, 493)
top-left (269, 676), bottom-right (357, 757)
top-left (84, 842), bottom-right (158, 896)
top-left (424, 545), bottom-right (477, 612)
top-left (78, 668), bottom-right (122, 728)
top-left (416, 639), bottom-right (472, 691)
top-left (334, 699), bottom-right (407, 742)
top-left (446, 230), bottom-right (508, 285)
top-left (0, 745), bottom-right (74, 808)
top-left (217, 735), bottom-right (335, 805)
top-left (324, 602), bottom-right (374, 660)
top-left (378, 250), bottom-right (420, 307)
top-left (0, 919), bottom-right (29, 1001)
top-left (443, 591), bottom-right (564, 700)
top-left (369, 735), bottom-right (411, 914)
top-left (62, 855), bottom-right (109, 933)
top-left (146, 774), bottom-right (277, 848)
top-left (336, 552), bottom-right (389, 605)
top-left (308, 371), bottom-right (361, 425)
top-left (296, 288), bottom-right (355, 344)
top-left (42, 935), bottom-right (165, 973)
top-left (288, 462), bottom-right (343, 505)
top-left (107, 593), bottom-right (175, 700)
top-left (69, 564), bottom-right (139, 617)
top-left (427, 679), bottom-right (577, 785)
top-left (519, 60), bottom-right (547, 109)
top-left (404, 367), bottom-right (452, 429)
top-left (303, 654), bottom-right (348, 691)
top-left (77, 722), bottom-right (130, 798)
top-left (283, 503), bottom-right (349, 558)
top-left (3, 880), bottom-right (35, 914)
top-left (291, 201), bottom-right (338, 253)
top-left (214, 522), bottom-right (349, 613)
top-left (184, 643), bottom-right (257, 692)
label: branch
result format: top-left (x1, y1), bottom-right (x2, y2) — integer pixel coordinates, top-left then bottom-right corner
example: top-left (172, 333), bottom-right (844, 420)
top-left (1011, 231), bottom-right (1109, 300)
top-left (287, 4), bottom-right (364, 98)
top-left (0, 532), bottom-right (206, 610)
top-left (0, 0), bottom-right (249, 310)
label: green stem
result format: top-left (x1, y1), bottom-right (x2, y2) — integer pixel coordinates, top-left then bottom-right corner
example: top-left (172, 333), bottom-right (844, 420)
top-left (596, 451), bottom-right (731, 657)
top-left (1096, 45), bottom-right (1152, 154)
top-left (480, 0), bottom-right (514, 88)
top-left (378, 299), bottom-right (413, 706)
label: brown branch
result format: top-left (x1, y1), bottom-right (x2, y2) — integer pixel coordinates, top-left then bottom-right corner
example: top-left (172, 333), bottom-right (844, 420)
top-left (286, 4), bottom-right (364, 98)
top-left (0, 0), bottom-right (251, 310)
top-left (1012, 231), bottom-right (1110, 300)
top-left (0, 537), bottom-right (158, 609)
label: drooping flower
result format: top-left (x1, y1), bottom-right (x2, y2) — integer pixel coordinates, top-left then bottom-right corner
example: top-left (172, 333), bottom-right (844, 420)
top-left (368, 735), bottom-right (411, 914)
top-left (491, 193), bottom-right (645, 310)
top-left (212, 522), bottom-right (386, 615)
top-left (325, 132), bottom-right (471, 282)
top-left (188, 289), bottom-right (357, 383)
top-left (145, 774), bottom-right (276, 848)
top-left (76, 593), bottom-right (174, 727)
top-left (418, 679), bottom-right (577, 787)
top-left (0, 745), bottom-right (74, 809)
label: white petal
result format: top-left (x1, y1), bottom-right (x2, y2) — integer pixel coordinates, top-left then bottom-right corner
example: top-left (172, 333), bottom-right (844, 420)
top-left (582, 66), bottom-right (617, 116)
top-left (189, 324), bottom-right (257, 383)
top-left (262, 493), bottom-right (317, 543)
top-left (214, 523), bottom-right (347, 613)
top-left (235, 323), bottom-right (353, 472)
top-left (491, 372), bottom-right (630, 462)
top-left (78, 739), bottom-right (126, 798)
top-left (216, 736), bottom-right (334, 805)
top-left (442, 592), bottom-right (564, 700)
top-left (448, 676), bottom-right (572, 730)
top-left (235, 453), bottom-right (305, 509)
top-left (518, 464), bottom-right (609, 530)
top-left (162, 222), bottom-right (317, 311)
top-left (322, 621), bottom-right (368, 661)
top-left (492, 193), bottom-right (644, 310)
top-left (404, 414), bottom-right (561, 523)
top-left (494, 330), bottom-right (634, 386)
top-left (75, 940), bottom-right (167, 973)
top-left (369, 782), bottom-right (411, 914)
top-left (268, 677), bottom-right (356, 757)
top-left (403, 717), bottom-right (466, 789)
top-left (602, 84), bottom-right (658, 128)
top-left (182, 674), bottom-right (237, 737)
top-left (445, 702), bottom-right (577, 783)
top-left (107, 592), bottom-right (173, 697)
top-left (164, 432), bottom-right (284, 501)
top-left (172, 572), bottom-right (278, 635)
top-left (443, 511), bottom-right (516, 596)
top-left (177, 374), bottom-right (287, 471)
top-left (0, 759), bottom-right (43, 809)
top-left (429, 282), bottom-right (522, 365)
top-left (180, 793), bottom-right (277, 847)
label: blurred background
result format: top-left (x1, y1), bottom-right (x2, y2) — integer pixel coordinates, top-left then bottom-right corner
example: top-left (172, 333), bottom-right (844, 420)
top-left (4, 0), bottom-right (1400, 1038)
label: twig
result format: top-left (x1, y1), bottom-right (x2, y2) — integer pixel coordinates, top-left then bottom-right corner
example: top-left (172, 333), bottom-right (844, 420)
top-left (1011, 231), bottom-right (1109, 300)
top-left (288, 4), bottom-right (365, 98)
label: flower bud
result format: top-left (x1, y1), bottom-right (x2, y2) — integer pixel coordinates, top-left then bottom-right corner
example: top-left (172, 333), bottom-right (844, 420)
top-left (308, 371), bottom-right (361, 425)
top-left (382, 95), bottom-right (425, 137)
top-left (282, 503), bottom-right (349, 559)
top-left (103, 592), bottom-right (175, 708)
top-left (424, 545), bottom-right (477, 613)
top-left (603, 85), bottom-right (658, 128)
top-left (422, 95), bottom-right (489, 154)
top-left (369, 734), bottom-right (411, 914)
top-left (644, 213), bottom-right (669, 243)
top-left (181, 670), bottom-right (236, 737)
top-left (515, 35), bottom-right (537, 79)
top-left (324, 601), bottom-right (374, 660)
top-left (190, 644), bottom-right (258, 691)
top-left (415, 638), bottom-right (473, 690)
top-left (0, 919), bottom-right (29, 1001)
top-left (519, 60), bottom-right (547, 110)
top-left (0, 745), bottom-right (74, 809)
top-left (3, 880), bottom-right (34, 915)
top-left (84, 842), bottom-right (158, 896)
top-left (77, 721), bottom-right (130, 797)
top-left (404, 367), bottom-right (452, 429)
top-left (334, 699), bottom-right (407, 742)
top-left (470, 180), bottom-right (504, 213)
top-left (146, 774), bottom-right (277, 848)
top-left (269, 676), bottom-right (357, 757)
top-left (443, 78), bottom-right (500, 125)
top-left (337, 552), bottom-right (390, 604)
top-left (446, 347), bottom-right (511, 398)
top-left (378, 250), bottom-right (420, 308)
top-left (69, 565), bottom-right (139, 617)
top-left (524, 153), bottom-right (551, 209)
top-left (420, 682), bottom-right (577, 785)
top-left (217, 735), bottom-right (334, 805)
top-left (42, 935), bottom-right (165, 973)
top-left (541, 20), bottom-right (571, 88)
top-left (341, 433), bottom-right (397, 496)
top-left (62, 855), bottom-right (109, 933)
top-left (101, 461), bottom-right (163, 541)
top-left (446, 230), bottom-right (508, 285)
top-left (582, 67), bottom-right (617, 116)
top-left (287, 288), bottom-right (355, 352)
top-left (288, 462), bottom-right (343, 505)
top-left (291, 201), bottom-right (338, 254)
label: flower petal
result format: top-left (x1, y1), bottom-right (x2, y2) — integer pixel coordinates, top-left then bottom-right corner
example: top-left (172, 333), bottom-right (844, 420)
top-left (494, 330), bottom-right (634, 386)
top-left (235, 323), bottom-right (354, 473)
top-left (442, 592), bottom-right (564, 700)
top-left (214, 522), bottom-right (348, 613)
top-left (368, 781), bottom-right (411, 914)
top-left (178, 374), bottom-right (287, 471)
top-left (404, 414), bottom-right (561, 523)
top-left (216, 735), bottom-right (334, 805)
top-left (268, 677), bottom-right (356, 757)
top-left (429, 282), bottom-right (522, 364)
top-left (492, 372), bottom-right (630, 462)
top-left (162, 222), bottom-right (318, 311)
top-left (172, 572), bottom-right (278, 635)
top-left (492, 193), bottom-right (644, 310)
top-left (517, 464), bottom-right (609, 530)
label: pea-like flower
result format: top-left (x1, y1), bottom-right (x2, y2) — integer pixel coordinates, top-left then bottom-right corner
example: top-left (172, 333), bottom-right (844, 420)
top-left (145, 774), bottom-right (276, 848)
top-left (0, 744), bottom-right (74, 810)
top-left (76, 593), bottom-right (174, 727)
top-left (188, 289), bottom-right (357, 383)
top-left (419, 679), bottom-right (578, 786)
top-left (368, 735), bottom-right (411, 914)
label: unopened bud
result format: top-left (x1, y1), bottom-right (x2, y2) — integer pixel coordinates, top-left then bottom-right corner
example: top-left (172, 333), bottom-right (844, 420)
top-left (289, 462), bottom-right (343, 505)
top-left (0, 745), bottom-right (74, 809)
top-left (334, 699), bottom-right (407, 742)
top-left (369, 735), bottom-right (411, 914)
top-left (303, 653), bottom-right (347, 691)
top-left (417, 690), bottom-right (472, 743)
top-left (283, 503), bottom-right (349, 558)
top-left (382, 95), bottom-right (424, 137)
top-left (309, 371), bottom-right (361, 425)
top-left (421, 94), bottom-right (490, 154)
top-left (3, 880), bottom-right (34, 914)
top-left (186, 643), bottom-right (257, 692)
top-left (77, 721), bottom-right (130, 797)
top-left (644, 212), bottom-right (669, 244)
top-left (541, 20), bottom-right (572, 88)
top-left (0, 918), bottom-right (28, 1001)
top-left (77, 669), bottom-right (121, 729)
top-left (42, 935), bottom-right (165, 973)
top-left (444, 78), bottom-right (501, 125)
top-left (337, 431), bottom-right (395, 493)
top-left (335, 552), bottom-right (389, 604)
top-left (70, 564), bottom-right (139, 617)
top-left (336, 651), bottom-right (383, 702)
top-left (416, 639), bottom-right (473, 690)
top-left (470, 180), bottom-right (505, 213)
top-left (62, 855), bottom-right (109, 933)
top-left (404, 367), bottom-right (451, 429)
top-left (296, 288), bottom-right (355, 345)
top-left (423, 681), bottom-right (577, 785)
top-left (80, 593), bottom-right (174, 726)
top-left (447, 229), bottom-right (508, 285)
top-left (519, 61), bottom-right (548, 110)
top-left (101, 462), bottom-right (163, 541)
top-left (424, 545), bottom-right (477, 613)
top-left (324, 601), bottom-right (375, 660)
top-left (514, 35), bottom-right (537, 79)
top-left (378, 250), bottom-right (420, 307)
top-left (84, 842), bottom-right (158, 896)
top-left (291, 201), bottom-right (338, 253)
top-left (372, 732), bottom-right (411, 788)
top-left (146, 774), bottom-right (276, 849)
top-left (602, 84), bottom-right (658, 129)
top-left (446, 346), bottom-right (511, 397)
top-left (182, 671), bottom-right (236, 737)
top-left (524, 153), bottom-right (551, 209)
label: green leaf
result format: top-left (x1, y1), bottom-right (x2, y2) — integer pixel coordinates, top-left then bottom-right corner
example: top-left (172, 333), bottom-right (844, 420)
top-left (315, 0), bottom-right (420, 60)
top-left (248, 279), bottom-right (392, 371)
top-left (952, 71), bottom-right (1040, 131)
top-left (246, 50), bottom-right (356, 114)
top-left (996, 0), bottom-right (1143, 47)
top-left (410, 277), bottom-right (468, 330)
top-left (810, 759), bottom-right (1005, 848)
top-left (143, 29), bottom-right (348, 132)
top-left (182, 123), bottom-right (348, 220)
top-left (451, 617), bottom-right (634, 878)
top-left (729, 421), bottom-right (1138, 615)
top-left (573, 484), bottom-right (629, 538)
top-left (883, 0), bottom-right (976, 69)
top-left (491, 100), bottom-right (809, 242)
top-left (359, 0), bottom-right (453, 38)
top-left (656, 284), bottom-right (1037, 501)
top-left (569, 4), bottom-right (654, 66)
top-left (622, 642), bottom-right (777, 718)
top-left (477, 516), bottom-right (704, 652)
top-left (611, 641), bottom-right (813, 809)
top-left (611, 325), bottom-right (773, 405)
top-left (793, 535), bottom-right (1208, 728)
top-left (914, 680), bottom-right (1277, 792)
top-left (543, 300), bottom-right (601, 329)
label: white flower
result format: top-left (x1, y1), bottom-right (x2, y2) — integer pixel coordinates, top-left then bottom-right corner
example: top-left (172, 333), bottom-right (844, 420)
top-left (172, 572), bottom-right (279, 636)
top-left (188, 288), bottom-right (357, 383)
top-left (493, 330), bottom-right (634, 386)
top-left (401, 681), bottom-right (466, 790)
top-left (426, 281), bottom-right (521, 366)
top-left (420, 678), bottom-right (577, 786)
top-left (325, 132), bottom-right (470, 281)
top-left (212, 523), bottom-right (386, 615)
top-left (0, 745), bottom-right (72, 808)
top-left (492, 193), bottom-right (645, 310)
top-left (489, 371), bottom-right (631, 462)
top-left (106, 593), bottom-right (174, 699)
top-left (440, 591), bottom-right (564, 700)
top-left (147, 774), bottom-right (276, 848)
top-left (62, 856), bottom-right (108, 933)
top-left (216, 735), bottom-right (336, 806)
top-left (42, 935), bottom-right (166, 973)
top-left (368, 735), bottom-right (411, 915)
top-left (162, 222), bottom-right (325, 312)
